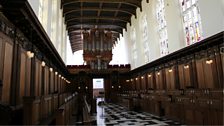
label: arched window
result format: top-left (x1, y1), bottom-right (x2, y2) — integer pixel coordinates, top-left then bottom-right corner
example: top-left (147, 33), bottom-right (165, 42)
top-left (131, 27), bottom-right (137, 68)
top-left (156, 0), bottom-right (169, 56)
top-left (140, 14), bottom-right (150, 63)
top-left (179, 0), bottom-right (202, 46)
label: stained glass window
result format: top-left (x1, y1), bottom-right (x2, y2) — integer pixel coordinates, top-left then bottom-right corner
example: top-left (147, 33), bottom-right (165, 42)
top-left (179, 0), bottom-right (202, 46)
top-left (131, 28), bottom-right (137, 68)
top-left (140, 14), bottom-right (150, 63)
top-left (156, 0), bottom-right (169, 56)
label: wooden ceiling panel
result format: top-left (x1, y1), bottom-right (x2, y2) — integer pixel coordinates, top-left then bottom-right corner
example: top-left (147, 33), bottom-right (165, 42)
top-left (61, 0), bottom-right (145, 52)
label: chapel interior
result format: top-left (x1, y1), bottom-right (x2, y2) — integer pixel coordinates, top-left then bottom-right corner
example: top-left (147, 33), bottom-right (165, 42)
top-left (0, 0), bottom-right (223, 125)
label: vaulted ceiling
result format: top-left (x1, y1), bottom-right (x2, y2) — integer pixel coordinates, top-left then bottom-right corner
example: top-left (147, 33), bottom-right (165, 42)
top-left (61, 0), bottom-right (148, 52)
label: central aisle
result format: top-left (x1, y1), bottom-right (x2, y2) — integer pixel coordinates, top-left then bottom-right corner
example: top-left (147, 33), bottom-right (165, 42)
top-left (94, 98), bottom-right (182, 126)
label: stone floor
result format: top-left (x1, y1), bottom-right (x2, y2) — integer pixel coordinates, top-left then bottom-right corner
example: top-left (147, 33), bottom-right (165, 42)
top-left (70, 98), bottom-right (183, 126)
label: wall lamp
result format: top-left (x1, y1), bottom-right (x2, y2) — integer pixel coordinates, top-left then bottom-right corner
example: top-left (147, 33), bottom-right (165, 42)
top-left (184, 65), bottom-right (189, 69)
top-left (41, 61), bottom-right (45, 67)
top-left (26, 51), bottom-right (34, 58)
top-left (168, 69), bottom-right (173, 73)
top-left (206, 59), bottom-right (213, 64)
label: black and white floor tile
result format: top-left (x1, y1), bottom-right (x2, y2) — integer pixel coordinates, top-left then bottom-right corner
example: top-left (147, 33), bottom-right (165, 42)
top-left (93, 98), bottom-right (182, 126)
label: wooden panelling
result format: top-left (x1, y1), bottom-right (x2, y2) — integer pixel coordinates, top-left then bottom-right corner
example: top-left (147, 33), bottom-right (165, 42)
top-left (196, 56), bottom-right (218, 89)
top-left (221, 49), bottom-right (224, 76)
top-left (26, 57), bottom-right (31, 96)
top-left (58, 77), bottom-right (62, 93)
top-left (0, 36), bottom-right (4, 101)
top-left (58, 77), bottom-right (61, 93)
top-left (54, 75), bottom-right (58, 92)
top-left (50, 71), bottom-right (54, 94)
top-left (19, 51), bottom-right (26, 104)
top-left (0, 36), bottom-right (3, 81)
top-left (130, 79), bottom-right (135, 90)
top-left (44, 66), bottom-right (49, 95)
top-left (140, 75), bottom-right (146, 90)
top-left (135, 77), bottom-right (140, 90)
top-left (215, 48), bottom-right (223, 88)
top-left (178, 63), bottom-right (191, 89)
top-left (155, 70), bottom-right (164, 89)
top-left (35, 59), bottom-right (42, 96)
top-left (33, 103), bottom-right (40, 124)
top-left (196, 62), bottom-right (203, 89)
top-left (204, 57), bottom-right (218, 89)
top-left (2, 41), bottom-right (13, 104)
top-left (165, 67), bottom-right (176, 90)
top-left (147, 73), bottom-right (154, 89)
top-left (220, 47), bottom-right (224, 88)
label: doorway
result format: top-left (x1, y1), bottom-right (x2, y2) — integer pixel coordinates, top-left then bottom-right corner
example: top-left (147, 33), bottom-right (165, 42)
top-left (92, 78), bottom-right (105, 102)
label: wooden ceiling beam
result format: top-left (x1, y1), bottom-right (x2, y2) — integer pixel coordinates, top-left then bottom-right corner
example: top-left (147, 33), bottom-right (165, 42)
top-left (113, 3), bottom-right (122, 24)
top-left (70, 44), bottom-right (83, 47)
top-left (70, 41), bottom-right (83, 44)
top-left (70, 45), bottom-right (83, 49)
top-left (71, 45), bottom-right (83, 48)
top-left (65, 16), bottom-right (130, 23)
top-left (63, 7), bottom-right (136, 16)
top-left (96, 2), bottom-right (103, 23)
top-left (62, 0), bottom-right (142, 8)
top-left (69, 37), bottom-right (82, 41)
top-left (68, 27), bottom-right (123, 35)
top-left (67, 24), bottom-right (125, 30)
top-left (67, 21), bottom-right (127, 29)
top-left (67, 22), bottom-right (127, 30)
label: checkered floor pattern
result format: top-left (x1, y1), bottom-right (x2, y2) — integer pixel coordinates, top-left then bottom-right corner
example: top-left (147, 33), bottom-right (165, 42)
top-left (93, 102), bottom-right (182, 126)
